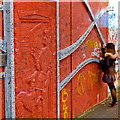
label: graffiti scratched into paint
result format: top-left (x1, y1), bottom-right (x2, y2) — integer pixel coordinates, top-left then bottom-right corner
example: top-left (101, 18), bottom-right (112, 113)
top-left (62, 88), bottom-right (68, 119)
top-left (77, 70), bottom-right (101, 95)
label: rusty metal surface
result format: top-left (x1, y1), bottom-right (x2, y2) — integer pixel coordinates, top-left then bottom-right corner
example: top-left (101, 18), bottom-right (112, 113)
top-left (14, 2), bottom-right (57, 118)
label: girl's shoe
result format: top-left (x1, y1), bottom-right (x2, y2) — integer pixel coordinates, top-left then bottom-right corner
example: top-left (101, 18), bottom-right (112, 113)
top-left (109, 101), bottom-right (117, 107)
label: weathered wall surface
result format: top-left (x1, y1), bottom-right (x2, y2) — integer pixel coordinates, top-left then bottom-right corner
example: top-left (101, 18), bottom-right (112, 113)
top-left (14, 2), bottom-right (57, 118)
top-left (71, 2), bottom-right (108, 117)
top-left (59, 2), bottom-right (108, 118)
top-left (59, 2), bottom-right (72, 118)
top-left (14, 1), bottom-right (108, 118)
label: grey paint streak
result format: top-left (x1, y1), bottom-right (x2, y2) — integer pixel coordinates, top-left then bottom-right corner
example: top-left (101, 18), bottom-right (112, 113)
top-left (59, 58), bottom-right (100, 91)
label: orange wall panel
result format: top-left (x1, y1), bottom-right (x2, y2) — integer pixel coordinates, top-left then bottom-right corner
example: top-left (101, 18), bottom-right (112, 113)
top-left (14, 2), bottom-right (57, 118)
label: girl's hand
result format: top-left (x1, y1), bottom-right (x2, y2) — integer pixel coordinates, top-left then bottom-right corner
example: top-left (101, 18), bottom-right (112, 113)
top-left (105, 53), bottom-right (112, 57)
top-left (105, 52), bottom-right (118, 59)
top-left (100, 57), bottom-right (103, 60)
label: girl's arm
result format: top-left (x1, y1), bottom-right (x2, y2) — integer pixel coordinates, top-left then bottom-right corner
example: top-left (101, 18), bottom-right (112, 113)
top-left (101, 44), bottom-right (106, 57)
top-left (105, 51), bottom-right (118, 59)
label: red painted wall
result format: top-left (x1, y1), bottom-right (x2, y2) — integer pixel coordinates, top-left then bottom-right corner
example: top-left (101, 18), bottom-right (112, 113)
top-left (14, 2), bottom-right (57, 118)
top-left (71, 2), bottom-right (108, 117)
top-left (14, 1), bottom-right (108, 118)
top-left (59, 2), bottom-right (72, 118)
top-left (59, 2), bottom-right (108, 118)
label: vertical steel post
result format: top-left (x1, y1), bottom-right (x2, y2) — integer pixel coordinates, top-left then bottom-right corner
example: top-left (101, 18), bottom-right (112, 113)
top-left (10, 0), bottom-right (15, 118)
top-left (56, 0), bottom-right (60, 119)
top-left (3, 0), bottom-right (15, 118)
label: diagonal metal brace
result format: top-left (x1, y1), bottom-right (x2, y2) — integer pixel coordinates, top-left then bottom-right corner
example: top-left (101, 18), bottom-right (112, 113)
top-left (59, 58), bottom-right (100, 91)
top-left (83, 0), bottom-right (106, 45)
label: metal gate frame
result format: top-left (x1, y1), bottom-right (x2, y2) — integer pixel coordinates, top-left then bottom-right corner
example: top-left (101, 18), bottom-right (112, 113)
top-left (0, 0), bottom-right (15, 118)
top-left (56, 0), bottom-right (113, 118)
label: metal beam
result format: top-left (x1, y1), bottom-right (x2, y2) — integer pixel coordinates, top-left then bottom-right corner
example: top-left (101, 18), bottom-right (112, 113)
top-left (3, 0), bottom-right (15, 118)
top-left (56, 0), bottom-right (60, 119)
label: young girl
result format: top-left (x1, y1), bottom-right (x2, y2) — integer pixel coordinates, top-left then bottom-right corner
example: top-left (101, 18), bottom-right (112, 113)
top-left (100, 43), bottom-right (118, 107)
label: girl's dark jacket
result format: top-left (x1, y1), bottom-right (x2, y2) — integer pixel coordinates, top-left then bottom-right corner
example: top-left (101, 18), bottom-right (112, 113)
top-left (100, 48), bottom-right (116, 75)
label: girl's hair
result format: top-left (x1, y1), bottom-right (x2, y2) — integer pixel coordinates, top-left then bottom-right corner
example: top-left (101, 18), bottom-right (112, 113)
top-left (105, 43), bottom-right (115, 54)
